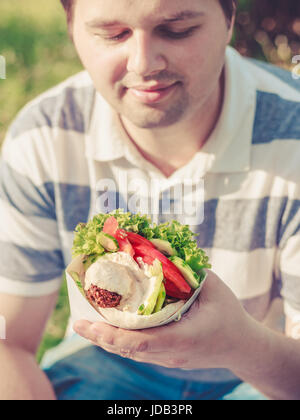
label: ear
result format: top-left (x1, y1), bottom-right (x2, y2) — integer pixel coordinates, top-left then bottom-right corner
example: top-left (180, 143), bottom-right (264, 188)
top-left (226, 13), bottom-right (236, 44)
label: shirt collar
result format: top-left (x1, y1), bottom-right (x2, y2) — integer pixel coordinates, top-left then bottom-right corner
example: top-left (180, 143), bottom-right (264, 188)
top-left (85, 46), bottom-right (257, 173)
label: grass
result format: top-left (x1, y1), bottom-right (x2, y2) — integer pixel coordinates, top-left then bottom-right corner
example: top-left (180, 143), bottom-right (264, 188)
top-left (0, 0), bottom-right (83, 144)
top-left (0, 0), bottom-right (82, 362)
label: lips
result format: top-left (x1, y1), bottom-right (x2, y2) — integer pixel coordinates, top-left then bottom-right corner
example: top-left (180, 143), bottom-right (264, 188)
top-left (127, 82), bottom-right (179, 104)
top-left (130, 83), bottom-right (175, 91)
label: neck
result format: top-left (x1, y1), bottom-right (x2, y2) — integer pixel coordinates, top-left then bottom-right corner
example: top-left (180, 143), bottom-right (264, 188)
top-left (120, 69), bottom-right (225, 178)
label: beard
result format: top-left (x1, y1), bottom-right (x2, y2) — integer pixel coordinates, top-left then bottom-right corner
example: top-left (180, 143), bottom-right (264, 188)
top-left (117, 85), bottom-right (190, 129)
top-left (112, 70), bottom-right (189, 129)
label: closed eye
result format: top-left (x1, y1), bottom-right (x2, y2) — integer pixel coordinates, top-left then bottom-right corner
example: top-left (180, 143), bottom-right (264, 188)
top-left (155, 25), bottom-right (201, 40)
top-left (101, 30), bottom-right (131, 42)
top-left (98, 25), bottom-right (200, 43)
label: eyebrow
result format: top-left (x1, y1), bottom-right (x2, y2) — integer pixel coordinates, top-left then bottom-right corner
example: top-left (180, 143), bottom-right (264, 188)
top-left (85, 10), bottom-right (205, 29)
top-left (162, 11), bottom-right (205, 23)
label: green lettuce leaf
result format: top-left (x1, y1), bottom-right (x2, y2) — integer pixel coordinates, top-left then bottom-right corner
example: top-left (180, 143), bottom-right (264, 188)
top-left (146, 220), bottom-right (211, 271)
top-left (72, 210), bottom-right (152, 257)
top-left (72, 210), bottom-right (211, 272)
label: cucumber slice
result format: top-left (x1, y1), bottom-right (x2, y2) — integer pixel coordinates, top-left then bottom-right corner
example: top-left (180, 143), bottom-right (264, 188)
top-left (137, 260), bottom-right (164, 316)
top-left (154, 283), bottom-right (166, 313)
top-left (169, 256), bottom-right (200, 289)
top-left (97, 232), bottom-right (119, 252)
top-left (150, 239), bottom-right (178, 256)
top-left (142, 267), bottom-right (164, 315)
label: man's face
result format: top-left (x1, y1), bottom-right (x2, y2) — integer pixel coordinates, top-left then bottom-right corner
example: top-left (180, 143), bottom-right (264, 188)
top-left (72, 0), bottom-right (233, 129)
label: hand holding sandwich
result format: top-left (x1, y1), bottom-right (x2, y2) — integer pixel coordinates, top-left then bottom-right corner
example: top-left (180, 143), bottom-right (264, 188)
top-left (68, 210), bottom-right (211, 330)
top-left (69, 210), bottom-right (267, 375)
top-left (74, 269), bottom-right (255, 371)
top-left (70, 211), bottom-right (300, 400)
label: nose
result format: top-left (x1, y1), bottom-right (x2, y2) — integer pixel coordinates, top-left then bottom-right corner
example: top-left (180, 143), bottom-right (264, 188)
top-left (126, 30), bottom-right (167, 77)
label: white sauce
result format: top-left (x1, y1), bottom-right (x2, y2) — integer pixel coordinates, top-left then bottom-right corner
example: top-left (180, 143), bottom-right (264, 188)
top-left (84, 252), bottom-right (152, 313)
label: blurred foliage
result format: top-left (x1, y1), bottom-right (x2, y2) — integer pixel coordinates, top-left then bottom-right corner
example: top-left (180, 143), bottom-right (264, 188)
top-left (234, 0), bottom-right (300, 69)
top-left (0, 0), bottom-right (299, 362)
top-left (0, 0), bottom-right (83, 143)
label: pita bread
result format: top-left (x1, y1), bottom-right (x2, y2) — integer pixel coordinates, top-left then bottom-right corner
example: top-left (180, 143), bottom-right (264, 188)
top-left (66, 254), bottom-right (203, 330)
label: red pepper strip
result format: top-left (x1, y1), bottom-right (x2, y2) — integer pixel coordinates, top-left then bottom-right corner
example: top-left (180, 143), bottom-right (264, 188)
top-left (126, 232), bottom-right (156, 249)
top-left (103, 216), bottom-right (119, 236)
top-left (115, 229), bottom-right (135, 257)
top-left (133, 245), bottom-right (192, 298)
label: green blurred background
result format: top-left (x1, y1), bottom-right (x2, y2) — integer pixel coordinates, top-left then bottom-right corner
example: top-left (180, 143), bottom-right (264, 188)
top-left (0, 0), bottom-right (299, 362)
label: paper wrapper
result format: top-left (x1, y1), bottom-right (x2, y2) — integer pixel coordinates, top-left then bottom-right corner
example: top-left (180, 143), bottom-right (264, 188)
top-left (66, 255), bottom-right (207, 330)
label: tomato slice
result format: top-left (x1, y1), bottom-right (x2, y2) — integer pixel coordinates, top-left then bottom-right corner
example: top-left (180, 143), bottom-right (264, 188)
top-left (164, 281), bottom-right (193, 300)
top-left (103, 216), bottom-right (119, 236)
top-left (115, 229), bottom-right (135, 258)
top-left (126, 232), bottom-right (156, 249)
top-left (134, 253), bottom-right (154, 266)
top-left (133, 245), bottom-right (191, 298)
top-left (102, 219), bottom-right (134, 257)
top-left (133, 253), bottom-right (191, 299)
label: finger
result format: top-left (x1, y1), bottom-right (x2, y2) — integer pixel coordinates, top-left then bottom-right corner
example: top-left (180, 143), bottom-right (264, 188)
top-left (92, 339), bottom-right (187, 369)
top-left (73, 320), bottom-right (143, 353)
top-left (86, 321), bottom-right (161, 352)
top-left (73, 319), bottom-right (116, 344)
top-left (74, 320), bottom-right (190, 368)
top-left (73, 319), bottom-right (118, 344)
top-left (117, 350), bottom-right (189, 369)
top-left (74, 317), bottom-right (193, 355)
top-left (99, 324), bottom-right (158, 354)
top-left (73, 320), bottom-right (93, 337)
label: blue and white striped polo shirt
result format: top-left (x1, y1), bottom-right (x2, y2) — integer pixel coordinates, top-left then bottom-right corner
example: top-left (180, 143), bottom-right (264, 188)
top-left (0, 46), bottom-right (300, 381)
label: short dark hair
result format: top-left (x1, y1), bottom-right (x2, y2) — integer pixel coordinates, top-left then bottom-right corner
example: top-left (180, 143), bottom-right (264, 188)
top-left (220, 0), bottom-right (238, 26)
top-left (60, 0), bottom-right (73, 24)
top-left (60, 0), bottom-right (237, 26)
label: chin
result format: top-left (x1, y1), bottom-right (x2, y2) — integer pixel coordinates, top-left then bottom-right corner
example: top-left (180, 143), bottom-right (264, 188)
top-left (123, 106), bottom-right (188, 129)
top-left (118, 91), bottom-right (188, 129)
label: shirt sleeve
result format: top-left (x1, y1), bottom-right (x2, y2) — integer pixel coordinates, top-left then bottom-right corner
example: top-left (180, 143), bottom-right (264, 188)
top-left (0, 116), bottom-right (65, 297)
top-left (277, 194), bottom-right (300, 327)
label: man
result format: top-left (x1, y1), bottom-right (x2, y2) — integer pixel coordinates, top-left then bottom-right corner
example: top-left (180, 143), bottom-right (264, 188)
top-left (0, 0), bottom-right (300, 400)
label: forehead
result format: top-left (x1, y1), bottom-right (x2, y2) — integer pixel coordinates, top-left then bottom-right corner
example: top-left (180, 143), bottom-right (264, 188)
top-left (76, 0), bottom-right (214, 25)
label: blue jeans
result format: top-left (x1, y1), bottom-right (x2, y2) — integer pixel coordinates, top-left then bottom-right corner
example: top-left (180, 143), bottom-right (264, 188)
top-left (41, 335), bottom-right (268, 401)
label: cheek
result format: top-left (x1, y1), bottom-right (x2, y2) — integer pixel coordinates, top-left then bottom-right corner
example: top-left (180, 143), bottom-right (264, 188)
top-left (87, 51), bottom-right (126, 91)
top-left (84, 50), bottom-right (124, 88)
top-left (183, 33), bottom-right (227, 85)
top-left (170, 42), bottom-right (206, 86)
top-left (74, 35), bottom-right (126, 91)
